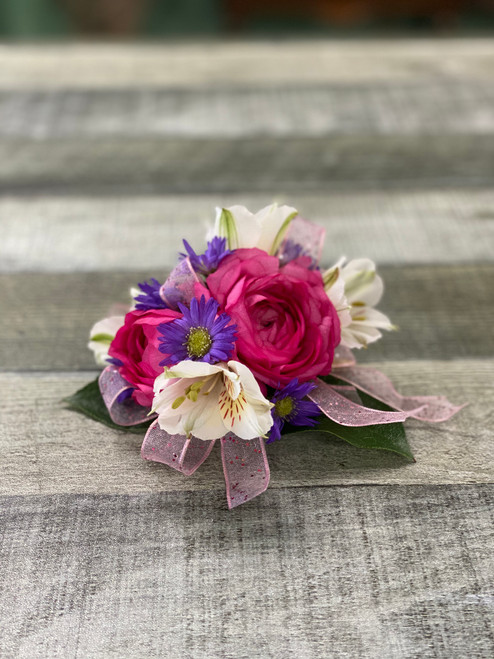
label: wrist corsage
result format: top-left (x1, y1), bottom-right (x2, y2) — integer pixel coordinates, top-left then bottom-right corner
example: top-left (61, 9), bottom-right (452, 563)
top-left (67, 204), bottom-right (464, 508)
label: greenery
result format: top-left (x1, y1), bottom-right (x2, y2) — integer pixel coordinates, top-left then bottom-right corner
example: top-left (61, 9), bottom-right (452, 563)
top-left (64, 378), bottom-right (152, 435)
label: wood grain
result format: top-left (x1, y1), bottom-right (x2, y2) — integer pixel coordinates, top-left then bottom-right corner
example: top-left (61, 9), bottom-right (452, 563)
top-left (2, 82), bottom-right (494, 139)
top-left (2, 190), bottom-right (494, 273)
top-left (1, 40), bottom-right (493, 658)
top-left (1, 265), bottom-right (492, 371)
top-left (0, 40), bottom-right (493, 89)
top-left (2, 135), bottom-right (494, 195)
top-left (0, 360), bottom-right (489, 497)
top-left (1, 485), bottom-right (493, 659)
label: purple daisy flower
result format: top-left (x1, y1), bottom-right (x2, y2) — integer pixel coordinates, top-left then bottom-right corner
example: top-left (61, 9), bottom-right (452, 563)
top-left (266, 378), bottom-right (321, 443)
top-left (106, 357), bottom-right (124, 367)
top-left (158, 295), bottom-right (237, 367)
top-left (278, 239), bottom-right (318, 270)
top-left (181, 237), bottom-right (230, 277)
top-left (134, 278), bottom-right (167, 311)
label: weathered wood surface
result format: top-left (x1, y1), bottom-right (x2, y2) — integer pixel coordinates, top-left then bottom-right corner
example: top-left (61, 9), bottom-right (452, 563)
top-left (0, 360), bottom-right (488, 497)
top-left (1, 265), bottom-right (492, 371)
top-left (1, 40), bottom-right (493, 89)
top-left (2, 135), bottom-right (494, 195)
top-left (2, 190), bottom-right (494, 273)
top-left (1, 40), bottom-right (493, 659)
top-left (2, 82), bottom-right (494, 138)
top-left (1, 485), bottom-right (493, 659)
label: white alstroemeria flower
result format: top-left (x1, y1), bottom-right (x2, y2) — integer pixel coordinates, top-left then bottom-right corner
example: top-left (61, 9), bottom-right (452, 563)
top-left (88, 316), bottom-right (124, 367)
top-left (323, 258), bottom-right (395, 350)
top-left (213, 203), bottom-right (298, 254)
top-left (129, 287), bottom-right (140, 310)
top-left (152, 360), bottom-right (274, 441)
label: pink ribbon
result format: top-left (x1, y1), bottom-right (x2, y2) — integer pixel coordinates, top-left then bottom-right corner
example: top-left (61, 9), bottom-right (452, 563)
top-left (333, 345), bottom-right (357, 368)
top-left (99, 366), bottom-right (153, 426)
top-left (100, 358), bottom-right (462, 507)
top-left (159, 257), bottom-right (201, 309)
top-left (220, 434), bottom-right (270, 509)
top-left (277, 216), bottom-right (326, 266)
top-left (332, 365), bottom-right (466, 423)
top-left (141, 421), bottom-right (270, 509)
top-left (308, 377), bottom-right (422, 426)
top-left (141, 420), bottom-right (215, 475)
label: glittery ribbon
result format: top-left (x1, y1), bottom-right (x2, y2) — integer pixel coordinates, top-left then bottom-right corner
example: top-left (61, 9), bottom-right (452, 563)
top-left (220, 434), bottom-right (270, 509)
top-left (141, 421), bottom-right (270, 509)
top-left (101, 363), bottom-right (463, 507)
top-left (159, 257), bottom-right (201, 309)
top-left (308, 378), bottom-right (422, 426)
top-left (277, 216), bottom-right (326, 266)
top-left (332, 345), bottom-right (357, 368)
top-left (98, 366), bottom-right (153, 426)
top-left (331, 365), bottom-right (466, 423)
top-left (141, 420), bottom-right (216, 475)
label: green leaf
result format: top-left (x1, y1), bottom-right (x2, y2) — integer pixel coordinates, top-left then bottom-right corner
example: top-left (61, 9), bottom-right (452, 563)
top-left (309, 416), bottom-right (414, 461)
top-left (63, 378), bottom-right (152, 435)
top-left (283, 376), bottom-right (415, 461)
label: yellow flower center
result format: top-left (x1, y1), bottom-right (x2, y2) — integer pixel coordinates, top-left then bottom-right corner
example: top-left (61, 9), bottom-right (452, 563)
top-left (186, 327), bottom-right (212, 358)
top-left (275, 396), bottom-right (294, 419)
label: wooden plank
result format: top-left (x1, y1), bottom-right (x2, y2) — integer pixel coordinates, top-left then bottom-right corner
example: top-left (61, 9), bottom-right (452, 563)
top-left (2, 82), bottom-right (494, 139)
top-left (1, 485), bottom-right (493, 658)
top-left (2, 190), bottom-right (493, 273)
top-left (0, 40), bottom-right (493, 89)
top-left (2, 135), bottom-right (494, 196)
top-left (0, 265), bottom-right (492, 371)
top-left (0, 360), bottom-right (490, 496)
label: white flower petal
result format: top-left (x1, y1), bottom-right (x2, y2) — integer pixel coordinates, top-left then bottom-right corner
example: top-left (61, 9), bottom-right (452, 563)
top-left (351, 307), bottom-right (394, 330)
top-left (254, 203), bottom-right (298, 253)
top-left (214, 203), bottom-right (297, 253)
top-left (225, 361), bottom-right (273, 438)
top-left (324, 267), bottom-right (352, 330)
top-left (332, 258), bottom-right (394, 350)
top-left (166, 360), bottom-right (226, 380)
top-left (341, 258), bottom-right (384, 307)
top-left (177, 380), bottom-right (225, 440)
top-left (341, 323), bottom-right (383, 349)
top-left (227, 361), bottom-right (264, 399)
top-left (87, 315), bottom-right (124, 367)
top-left (230, 396), bottom-right (273, 439)
top-left (155, 375), bottom-right (224, 439)
top-left (152, 359), bottom-right (273, 441)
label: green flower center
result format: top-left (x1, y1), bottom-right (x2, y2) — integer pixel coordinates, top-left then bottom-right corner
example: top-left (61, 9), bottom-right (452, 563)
top-left (186, 327), bottom-right (212, 358)
top-left (275, 396), bottom-right (294, 419)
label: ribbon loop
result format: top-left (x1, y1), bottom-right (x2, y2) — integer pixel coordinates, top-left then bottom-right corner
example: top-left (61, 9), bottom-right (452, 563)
top-left (332, 366), bottom-right (465, 423)
top-left (159, 257), bottom-right (201, 309)
top-left (220, 434), bottom-right (270, 509)
top-left (333, 345), bottom-right (357, 368)
top-left (308, 378), bottom-right (422, 426)
top-left (99, 366), bottom-right (152, 426)
top-left (141, 420), bottom-right (216, 476)
top-left (277, 216), bottom-right (325, 267)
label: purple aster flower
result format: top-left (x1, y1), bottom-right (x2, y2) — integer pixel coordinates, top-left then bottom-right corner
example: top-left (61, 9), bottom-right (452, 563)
top-left (134, 278), bottom-right (167, 311)
top-left (180, 237), bottom-right (230, 277)
top-left (158, 295), bottom-right (237, 367)
top-left (278, 239), bottom-right (318, 270)
top-left (266, 378), bottom-right (321, 443)
top-left (106, 357), bottom-right (124, 367)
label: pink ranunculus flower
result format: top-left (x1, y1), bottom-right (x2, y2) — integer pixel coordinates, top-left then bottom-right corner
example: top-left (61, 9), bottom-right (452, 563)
top-left (108, 308), bottom-right (181, 407)
top-left (207, 248), bottom-right (341, 388)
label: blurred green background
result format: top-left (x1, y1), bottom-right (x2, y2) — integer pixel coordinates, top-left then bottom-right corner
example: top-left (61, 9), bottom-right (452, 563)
top-left (1, 0), bottom-right (493, 38)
